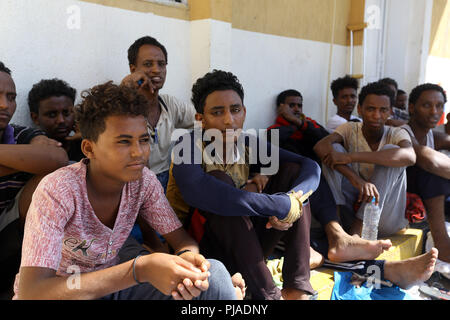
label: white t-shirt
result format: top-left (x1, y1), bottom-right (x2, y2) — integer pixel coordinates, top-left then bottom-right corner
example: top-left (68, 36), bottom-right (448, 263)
top-left (401, 124), bottom-right (435, 149)
top-left (326, 114), bottom-right (361, 132)
top-left (335, 122), bottom-right (411, 180)
top-left (148, 94), bottom-right (196, 174)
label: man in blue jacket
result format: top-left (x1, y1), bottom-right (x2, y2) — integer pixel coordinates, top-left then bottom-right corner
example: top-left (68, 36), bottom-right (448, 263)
top-left (166, 70), bottom-right (321, 300)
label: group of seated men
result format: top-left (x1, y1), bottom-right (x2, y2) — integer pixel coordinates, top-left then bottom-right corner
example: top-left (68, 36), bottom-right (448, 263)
top-left (0, 35), bottom-right (448, 300)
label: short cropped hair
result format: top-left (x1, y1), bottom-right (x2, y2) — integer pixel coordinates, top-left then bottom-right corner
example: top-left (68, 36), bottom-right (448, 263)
top-left (128, 36), bottom-right (168, 66)
top-left (358, 81), bottom-right (395, 107)
top-left (28, 78), bottom-right (77, 114)
top-left (379, 77), bottom-right (398, 91)
top-left (409, 83), bottom-right (447, 106)
top-left (75, 81), bottom-right (149, 142)
top-left (0, 61), bottom-right (11, 75)
top-left (397, 89), bottom-right (406, 96)
top-left (276, 89), bottom-right (302, 107)
top-left (330, 75), bottom-right (359, 99)
top-left (191, 70), bottom-right (244, 114)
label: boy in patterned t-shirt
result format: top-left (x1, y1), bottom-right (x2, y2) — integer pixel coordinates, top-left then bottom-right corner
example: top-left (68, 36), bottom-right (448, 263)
top-left (14, 81), bottom-right (239, 300)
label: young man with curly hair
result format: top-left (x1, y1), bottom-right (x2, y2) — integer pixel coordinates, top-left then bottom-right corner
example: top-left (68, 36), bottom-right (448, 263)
top-left (166, 70), bottom-right (322, 300)
top-left (326, 75), bottom-right (361, 132)
top-left (401, 83), bottom-right (450, 263)
top-left (13, 81), bottom-right (241, 300)
top-left (28, 78), bottom-right (84, 162)
top-left (0, 62), bottom-right (68, 297)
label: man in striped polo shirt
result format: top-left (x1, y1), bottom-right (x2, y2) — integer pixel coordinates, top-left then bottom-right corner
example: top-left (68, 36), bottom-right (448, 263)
top-left (0, 61), bottom-right (68, 297)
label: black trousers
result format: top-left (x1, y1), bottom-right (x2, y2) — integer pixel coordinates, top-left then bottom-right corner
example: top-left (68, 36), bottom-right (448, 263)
top-left (198, 162), bottom-right (314, 300)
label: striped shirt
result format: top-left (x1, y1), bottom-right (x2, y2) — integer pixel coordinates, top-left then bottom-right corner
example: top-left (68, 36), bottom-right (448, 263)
top-left (0, 124), bottom-right (44, 213)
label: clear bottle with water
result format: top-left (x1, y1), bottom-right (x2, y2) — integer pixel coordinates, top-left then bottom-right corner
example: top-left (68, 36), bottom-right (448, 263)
top-left (361, 197), bottom-right (381, 241)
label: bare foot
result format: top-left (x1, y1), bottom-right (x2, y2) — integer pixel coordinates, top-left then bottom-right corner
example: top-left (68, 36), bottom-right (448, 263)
top-left (310, 247), bottom-right (325, 269)
top-left (231, 273), bottom-right (246, 300)
top-left (281, 288), bottom-right (311, 300)
top-left (328, 233), bottom-right (392, 262)
top-left (384, 248), bottom-right (438, 289)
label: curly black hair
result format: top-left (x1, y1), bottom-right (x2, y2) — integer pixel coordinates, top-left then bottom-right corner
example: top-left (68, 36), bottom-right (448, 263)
top-left (330, 75), bottom-right (359, 99)
top-left (191, 70), bottom-right (244, 114)
top-left (128, 36), bottom-right (168, 66)
top-left (27, 78), bottom-right (76, 114)
top-left (0, 61), bottom-right (11, 75)
top-left (408, 83), bottom-right (447, 106)
top-left (75, 81), bottom-right (149, 142)
top-left (276, 89), bottom-right (302, 107)
top-left (358, 81), bottom-right (395, 107)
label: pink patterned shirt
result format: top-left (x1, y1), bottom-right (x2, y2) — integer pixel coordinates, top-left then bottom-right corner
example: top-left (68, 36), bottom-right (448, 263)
top-left (13, 159), bottom-right (182, 297)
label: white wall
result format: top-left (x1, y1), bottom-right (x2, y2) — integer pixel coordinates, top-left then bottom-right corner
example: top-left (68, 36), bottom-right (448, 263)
top-left (1, 0), bottom-right (192, 127)
top-left (426, 55), bottom-right (450, 117)
top-left (230, 29), bottom-right (348, 130)
top-left (378, 0), bottom-right (433, 93)
top-left (2, 0), bottom-right (349, 132)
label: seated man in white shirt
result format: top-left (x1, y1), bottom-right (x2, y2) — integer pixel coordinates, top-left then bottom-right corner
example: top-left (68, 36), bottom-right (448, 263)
top-left (326, 75), bottom-right (361, 132)
top-left (121, 36), bottom-right (196, 192)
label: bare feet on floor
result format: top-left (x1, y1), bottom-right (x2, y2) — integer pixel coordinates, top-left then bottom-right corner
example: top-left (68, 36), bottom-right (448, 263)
top-left (327, 233), bottom-right (392, 262)
top-left (384, 248), bottom-right (438, 289)
top-left (231, 273), bottom-right (246, 300)
top-left (310, 247), bottom-right (325, 269)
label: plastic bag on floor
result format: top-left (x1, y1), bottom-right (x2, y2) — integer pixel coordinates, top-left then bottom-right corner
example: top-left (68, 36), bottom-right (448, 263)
top-left (331, 272), bottom-right (414, 300)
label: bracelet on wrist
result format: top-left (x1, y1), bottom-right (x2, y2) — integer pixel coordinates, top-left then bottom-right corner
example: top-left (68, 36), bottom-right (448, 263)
top-left (133, 254), bottom-right (145, 285)
top-left (176, 249), bottom-right (191, 256)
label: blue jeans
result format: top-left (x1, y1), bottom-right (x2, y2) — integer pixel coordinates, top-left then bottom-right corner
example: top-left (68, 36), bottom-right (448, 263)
top-left (100, 236), bottom-right (237, 300)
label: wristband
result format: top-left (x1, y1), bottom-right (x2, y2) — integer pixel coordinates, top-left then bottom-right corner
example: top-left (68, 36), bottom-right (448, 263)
top-left (280, 189), bottom-right (313, 224)
top-left (133, 254), bottom-right (145, 285)
top-left (176, 249), bottom-right (191, 256)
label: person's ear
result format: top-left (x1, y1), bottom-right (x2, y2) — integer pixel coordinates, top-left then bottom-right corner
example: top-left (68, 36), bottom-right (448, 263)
top-left (195, 113), bottom-right (205, 128)
top-left (129, 64), bottom-right (136, 73)
top-left (30, 112), bottom-right (40, 126)
top-left (357, 104), bottom-right (362, 117)
top-left (408, 103), bottom-right (415, 117)
top-left (81, 139), bottom-right (95, 159)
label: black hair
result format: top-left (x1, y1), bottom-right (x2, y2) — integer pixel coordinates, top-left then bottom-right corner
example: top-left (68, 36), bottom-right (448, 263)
top-left (330, 75), bottom-right (359, 99)
top-left (358, 81), bottom-right (395, 107)
top-left (397, 89), bottom-right (406, 96)
top-left (127, 36), bottom-right (168, 66)
top-left (409, 83), bottom-right (447, 106)
top-left (276, 89), bottom-right (302, 107)
top-left (75, 81), bottom-right (149, 142)
top-left (379, 77), bottom-right (398, 91)
top-left (28, 78), bottom-right (77, 114)
top-left (191, 70), bottom-right (244, 114)
top-left (0, 61), bottom-right (11, 75)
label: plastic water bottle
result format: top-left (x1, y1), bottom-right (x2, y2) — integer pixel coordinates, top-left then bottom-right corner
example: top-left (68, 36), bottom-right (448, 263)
top-left (361, 197), bottom-right (381, 241)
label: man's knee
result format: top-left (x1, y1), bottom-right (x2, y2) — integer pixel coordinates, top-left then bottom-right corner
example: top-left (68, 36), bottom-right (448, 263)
top-left (332, 143), bottom-right (347, 153)
top-left (205, 259), bottom-right (237, 300)
top-left (380, 144), bottom-right (400, 151)
top-left (207, 170), bottom-right (234, 186)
